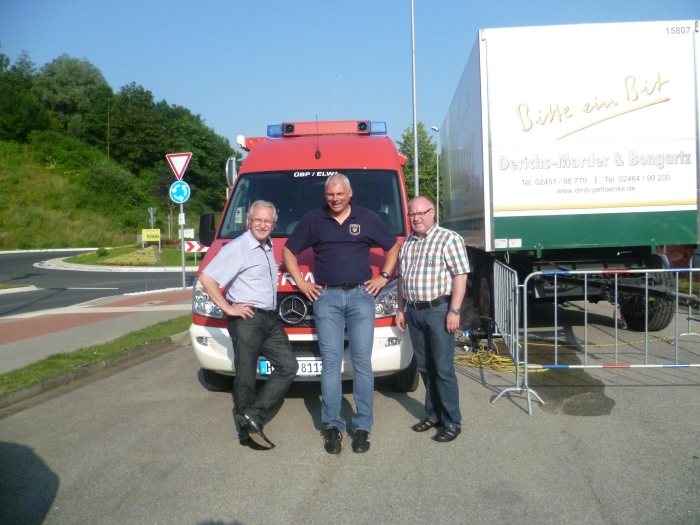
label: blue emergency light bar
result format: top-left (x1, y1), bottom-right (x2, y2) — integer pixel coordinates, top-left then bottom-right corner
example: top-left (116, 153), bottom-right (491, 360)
top-left (267, 121), bottom-right (387, 138)
top-left (369, 121), bottom-right (387, 134)
top-left (267, 124), bottom-right (284, 137)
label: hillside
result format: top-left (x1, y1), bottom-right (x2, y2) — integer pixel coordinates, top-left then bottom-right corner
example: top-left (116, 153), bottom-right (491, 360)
top-left (0, 50), bottom-right (236, 250)
top-left (0, 139), bottom-right (131, 248)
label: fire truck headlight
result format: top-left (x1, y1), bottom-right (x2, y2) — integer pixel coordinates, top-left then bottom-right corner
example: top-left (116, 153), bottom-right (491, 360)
top-left (374, 279), bottom-right (398, 318)
top-left (192, 278), bottom-right (225, 319)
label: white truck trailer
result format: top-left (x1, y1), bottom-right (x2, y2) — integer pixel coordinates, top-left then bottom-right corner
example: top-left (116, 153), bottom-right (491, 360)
top-left (441, 21), bottom-right (700, 330)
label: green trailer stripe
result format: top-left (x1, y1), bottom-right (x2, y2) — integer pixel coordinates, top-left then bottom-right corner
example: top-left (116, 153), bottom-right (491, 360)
top-left (493, 210), bottom-right (697, 250)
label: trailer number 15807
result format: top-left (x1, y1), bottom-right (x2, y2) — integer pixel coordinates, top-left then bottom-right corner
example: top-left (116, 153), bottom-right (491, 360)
top-left (666, 27), bottom-right (691, 34)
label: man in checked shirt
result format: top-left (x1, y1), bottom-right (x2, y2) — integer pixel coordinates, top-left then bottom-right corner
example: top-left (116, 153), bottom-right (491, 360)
top-left (395, 196), bottom-right (470, 443)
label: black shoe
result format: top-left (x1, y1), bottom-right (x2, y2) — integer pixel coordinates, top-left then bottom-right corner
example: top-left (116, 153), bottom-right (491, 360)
top-left (235, 413), bottom-right (274, 449)
top-left (433, 424), bottom-right (461, 443)
top-left (324, 427), bottom-right (342, 454)
top-left (238, 427), bottom-right (251, 445)
top-left (238, 431), bottom-right (271, 451)
top-left (351, 430), bottom-right (370, 453)
top-left (411, 418), bottom-right (440, 432)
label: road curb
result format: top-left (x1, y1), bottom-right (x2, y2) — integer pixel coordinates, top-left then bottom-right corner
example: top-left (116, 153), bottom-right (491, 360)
top-left (0, 285), bottom-right (41, 295)
top-left (36, 257), bottom-right (199, 273)
top-left (0, 331), bottom-right (191, 412)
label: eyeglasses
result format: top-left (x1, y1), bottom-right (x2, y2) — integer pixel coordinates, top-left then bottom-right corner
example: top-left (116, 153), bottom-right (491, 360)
top-left (407, 208), bottom-right (434, 219)
top-left (249, 218), bottom-right (275, 226)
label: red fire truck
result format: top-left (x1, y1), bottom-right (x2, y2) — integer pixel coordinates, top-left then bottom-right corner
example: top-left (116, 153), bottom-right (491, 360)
top-left (189, 120), bottom-right (419, 392)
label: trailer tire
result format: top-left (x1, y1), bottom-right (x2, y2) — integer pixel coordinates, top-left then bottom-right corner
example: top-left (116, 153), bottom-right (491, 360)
top-left (201, 368), bottom-right (234, 392)
top-left (620, 254), bottom-right (675, 332)
top-left (475, 264), bottom-right (494, 319)
top-left (390, 355), bottom-right (419, 392)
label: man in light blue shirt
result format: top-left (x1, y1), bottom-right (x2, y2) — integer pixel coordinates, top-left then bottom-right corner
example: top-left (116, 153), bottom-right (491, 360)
top-left (199, 200), bottom-right (296, 450)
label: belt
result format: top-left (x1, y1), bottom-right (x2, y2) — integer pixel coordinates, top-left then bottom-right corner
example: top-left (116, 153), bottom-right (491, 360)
top-left (321, 284), bottom-right (360, 290)
top-left (251, 307), bottom-right (278, 316)
top-left (407, 295), bottom-right (451, 310)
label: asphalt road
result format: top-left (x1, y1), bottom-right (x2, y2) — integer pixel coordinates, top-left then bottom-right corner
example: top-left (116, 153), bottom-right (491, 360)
top-left (1, 254), bottom-right (699, 524)
top-left (0, 251), bottom-right (196, 317)
top-left (1, 324), bottom-right (699, 524)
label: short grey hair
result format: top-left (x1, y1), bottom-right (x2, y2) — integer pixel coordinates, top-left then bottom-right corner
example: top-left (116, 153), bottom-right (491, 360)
top-left (408, 195), bottom-right (434, 209)
top-left (247, 200), bottom-right (278, 222)
top-left (325, 173), bottom-right (351, 191)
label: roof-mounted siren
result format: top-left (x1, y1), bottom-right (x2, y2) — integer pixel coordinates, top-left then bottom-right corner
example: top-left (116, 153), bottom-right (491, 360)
top-left (225, 156), bottom-right (237, 187)
top-left (267, 121), bottom-right (387, 137)
top-left (266, 123), bottom-right (297, 137)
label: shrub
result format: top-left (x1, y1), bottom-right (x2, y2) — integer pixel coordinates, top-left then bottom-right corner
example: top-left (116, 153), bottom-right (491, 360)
top-left (81, 160), bottom-right (141, 209)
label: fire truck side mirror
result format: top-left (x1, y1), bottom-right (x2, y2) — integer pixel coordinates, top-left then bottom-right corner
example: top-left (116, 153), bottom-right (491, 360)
top-left (226, 157), bottom-right (237, 187)
top-left (199, 213), bottom-right (216, 247)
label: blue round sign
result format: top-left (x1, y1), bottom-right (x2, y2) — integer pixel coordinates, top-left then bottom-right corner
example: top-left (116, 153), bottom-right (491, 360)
top-left (170, 181), bottom-right (191, 204)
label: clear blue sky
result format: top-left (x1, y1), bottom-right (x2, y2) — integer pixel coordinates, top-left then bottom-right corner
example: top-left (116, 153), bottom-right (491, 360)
top-left (1, 1), bottom-right (698, 149)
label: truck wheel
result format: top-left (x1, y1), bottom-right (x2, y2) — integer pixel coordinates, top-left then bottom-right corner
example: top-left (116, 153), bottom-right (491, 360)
top-left (390, 356), bottom-right (419, 392)
top-left (201, 368), bottom-right (234, 392)
top-left (620, 254), bottom-right (675, 332)
top-left (475, 265), bottom-right (494, 319)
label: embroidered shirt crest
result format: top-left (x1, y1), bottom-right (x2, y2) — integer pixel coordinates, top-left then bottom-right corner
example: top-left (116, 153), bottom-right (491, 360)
top-left (349, 224), bottom-right (360, 235)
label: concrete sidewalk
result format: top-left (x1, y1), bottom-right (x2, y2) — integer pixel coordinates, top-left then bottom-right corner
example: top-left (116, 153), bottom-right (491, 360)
top-left (0, 288), bottom-right (192, 374)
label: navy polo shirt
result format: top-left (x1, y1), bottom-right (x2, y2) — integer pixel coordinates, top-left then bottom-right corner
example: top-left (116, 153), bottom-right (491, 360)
top-left (285, 204), bottom-right (397, 286)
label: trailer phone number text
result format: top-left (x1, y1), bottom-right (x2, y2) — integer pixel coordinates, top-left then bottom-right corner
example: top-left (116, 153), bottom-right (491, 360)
top-left (526, 174), bottom-right (671, 186)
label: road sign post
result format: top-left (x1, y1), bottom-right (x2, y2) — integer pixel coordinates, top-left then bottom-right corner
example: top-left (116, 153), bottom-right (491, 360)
top-left (147, 208), bottom-right (159, 249)
top-left (167, 153), bottom-right (193, 289)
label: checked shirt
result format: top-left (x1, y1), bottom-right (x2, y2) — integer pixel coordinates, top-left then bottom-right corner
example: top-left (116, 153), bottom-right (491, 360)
top-left (398, 224), bottom-right (470, 303)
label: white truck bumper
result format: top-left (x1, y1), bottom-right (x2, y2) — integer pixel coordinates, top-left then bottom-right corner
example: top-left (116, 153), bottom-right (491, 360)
top-left (189, 323), bottom-right (413, 379)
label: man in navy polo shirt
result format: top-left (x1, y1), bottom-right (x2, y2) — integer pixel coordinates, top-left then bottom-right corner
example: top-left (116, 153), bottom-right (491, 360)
top-left (283, 173), bottom-right (400, 454)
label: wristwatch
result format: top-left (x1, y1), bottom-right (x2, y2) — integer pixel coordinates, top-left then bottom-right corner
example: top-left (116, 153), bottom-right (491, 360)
top-left (379, 271), bottom-right (390, 279)
top-left (449, 307), bottom-right (460, 315)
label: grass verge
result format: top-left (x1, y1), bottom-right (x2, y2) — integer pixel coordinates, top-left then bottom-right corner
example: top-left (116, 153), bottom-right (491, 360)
top-left (0, 283), bottom-right (30, 290)
top-left (161, 248), bottom-right (203, 267)
top-left (66, 247), bottom-right (200, 267)
top-left (67, 246), bottom-right (141, 264)
top-left (0, 315), bottom-right (191, 397)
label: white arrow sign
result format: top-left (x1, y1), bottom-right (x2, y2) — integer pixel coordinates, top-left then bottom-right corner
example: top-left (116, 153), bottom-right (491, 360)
top-left (166, 152), bottom-right (193, 180)
top-left (185, 241), bottom-right (208, 253)
top-left (170, 181), bottom-right (191, 204)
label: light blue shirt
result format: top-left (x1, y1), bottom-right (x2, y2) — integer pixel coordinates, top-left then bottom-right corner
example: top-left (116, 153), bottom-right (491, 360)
top-left (202, 230), bottom-right (277, 310)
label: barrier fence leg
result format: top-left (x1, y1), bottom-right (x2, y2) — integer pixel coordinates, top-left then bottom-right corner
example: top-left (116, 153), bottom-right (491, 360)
top-left (491, 272), bottom-right (544, 415)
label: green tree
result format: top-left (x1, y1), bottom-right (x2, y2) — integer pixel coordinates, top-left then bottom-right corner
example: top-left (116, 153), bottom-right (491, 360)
top-left (34, 55), bottom-right (110, 136)
top-left (0, 49), bottom-right (48, 141)
top-left (395, 122), bottom-right (438, 205)
top-left (0, 47), bottom-right (240, 248)
top-left (82, 83), bottom-right (115, 153)
top-left (155, 101), bottom-right (236, 213)
top-left (110, 82), bottom-right (162, 173)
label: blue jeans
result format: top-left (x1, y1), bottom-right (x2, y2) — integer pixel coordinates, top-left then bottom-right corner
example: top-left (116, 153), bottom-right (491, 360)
top-left (406, 302), bottom-right (462, 426)
top-left (313, 285), bottom-right (376, 434)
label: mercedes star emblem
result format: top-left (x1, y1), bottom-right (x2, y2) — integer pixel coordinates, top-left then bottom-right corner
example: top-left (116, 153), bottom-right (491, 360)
top-left (279, 295), bottom-right (308, 325)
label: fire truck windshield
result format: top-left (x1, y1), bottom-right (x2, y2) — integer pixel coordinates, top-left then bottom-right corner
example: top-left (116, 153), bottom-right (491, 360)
top-left (218, 170), bottom-right (405, 239)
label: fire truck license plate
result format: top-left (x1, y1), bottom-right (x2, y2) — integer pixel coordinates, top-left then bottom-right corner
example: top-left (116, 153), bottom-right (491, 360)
top-left (259, 359), bottom-right (323, 377)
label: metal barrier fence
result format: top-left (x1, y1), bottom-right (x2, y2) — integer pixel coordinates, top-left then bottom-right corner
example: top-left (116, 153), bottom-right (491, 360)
top-left (491, 262), bottom-right (544, 414)
top-left (490, 264), bottom-right (700, 415)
